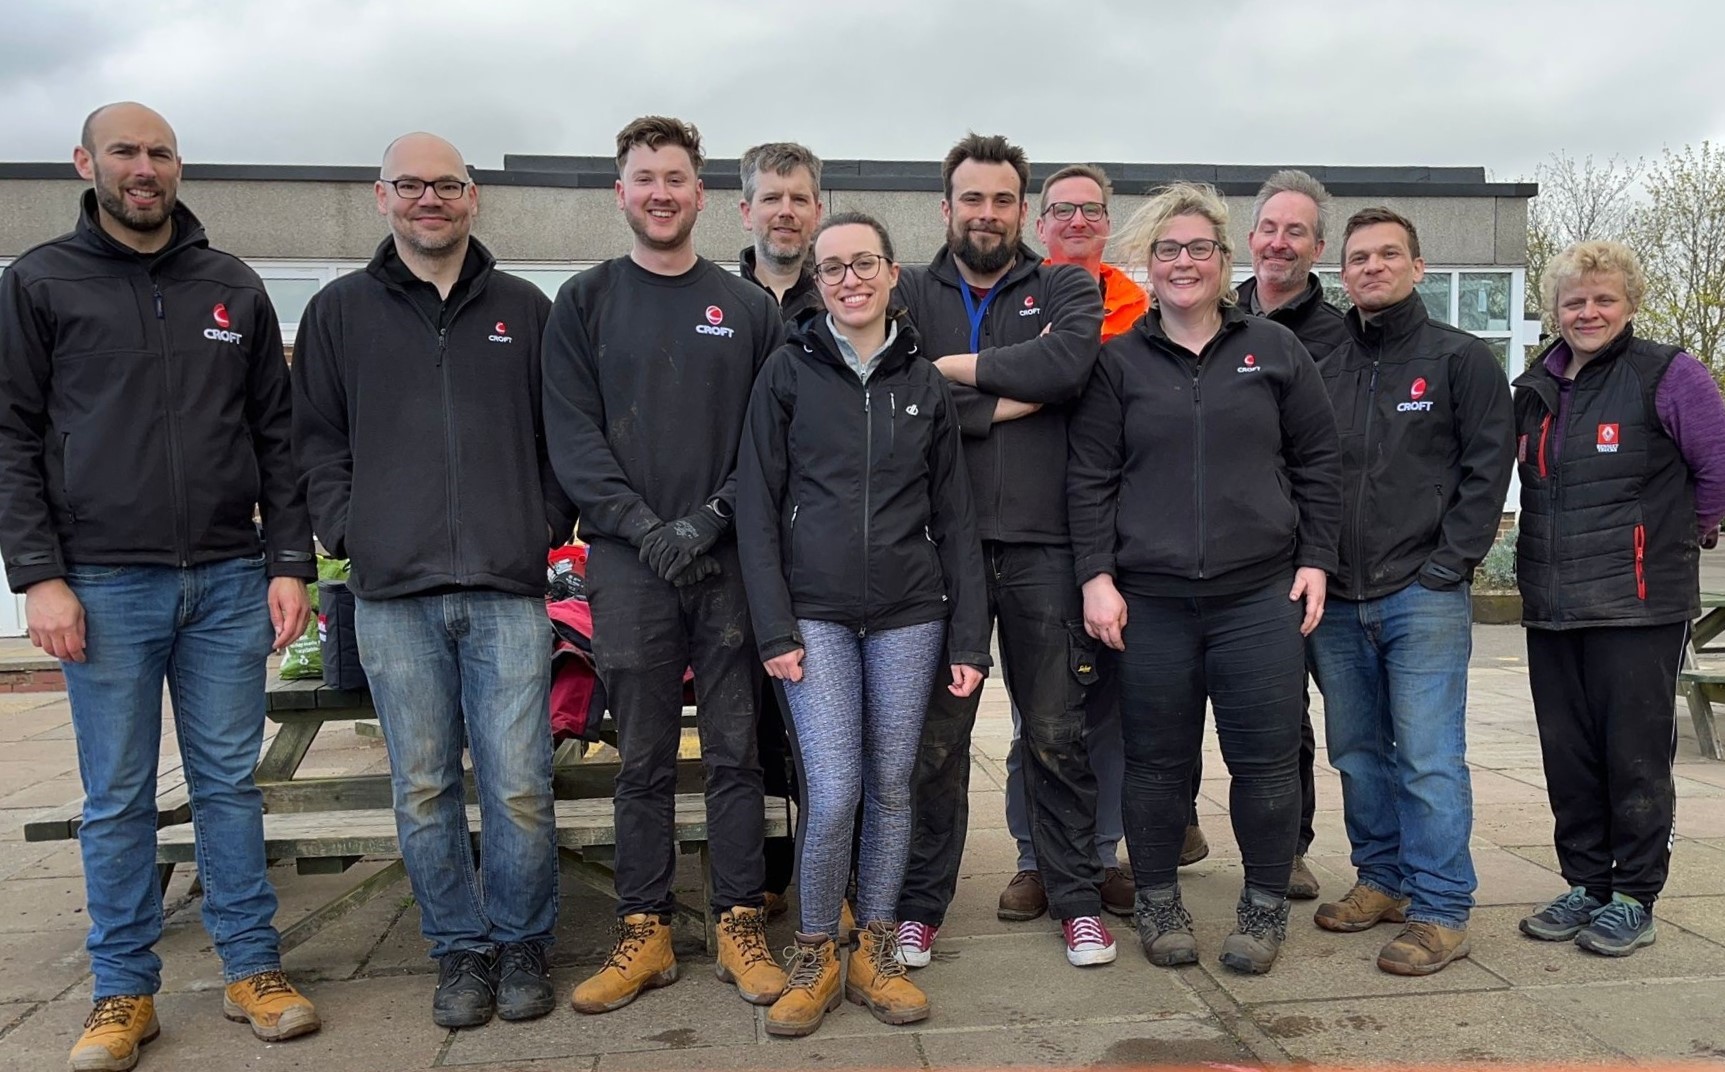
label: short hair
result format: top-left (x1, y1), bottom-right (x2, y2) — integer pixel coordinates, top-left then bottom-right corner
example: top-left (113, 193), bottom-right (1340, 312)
top-left (740, 142), bottom-right (822, 203)
top-left (1343, 206), bottom-right (1422, 261)
top-left (1251, 169), bottom-right (1331, 241)
top-left (812, 211), bottom-right (896, 264)
top-left (1115, 182), bottom-right (1236, 307)
top-left (1540, 239), bottom-right (1647, 316)
top-left (614, 115), bottom-right (703, 175)
top-left (1038, 164), bottom-right (1113, 215)
top-left (941, 133), bottom-right (1029, 203)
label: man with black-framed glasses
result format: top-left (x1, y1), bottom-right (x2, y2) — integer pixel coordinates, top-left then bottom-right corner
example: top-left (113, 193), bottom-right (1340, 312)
top-left (293, 131), bottom-right (577, 1028)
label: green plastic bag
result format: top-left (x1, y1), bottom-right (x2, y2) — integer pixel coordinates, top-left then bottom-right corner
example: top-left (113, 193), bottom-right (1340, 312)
top-left (278, 556), bottom-right (350, 680)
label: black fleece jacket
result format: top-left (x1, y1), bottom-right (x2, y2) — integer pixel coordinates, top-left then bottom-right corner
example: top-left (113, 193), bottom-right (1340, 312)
top-left (292, 237), bottom-right (576, 599)
top-left (735, 314), bottom-right (992, 669)
top-left (0, 192), bottom-right (313, 591)
top-left (1321, 291), bottom-right (1515, 600)
top-left (1068, 305), bottom-right (1342, 596)
top-left (892, 245), bottom-right (1102, 544)
top-left (1237, 273), bottom-right (1349, 364)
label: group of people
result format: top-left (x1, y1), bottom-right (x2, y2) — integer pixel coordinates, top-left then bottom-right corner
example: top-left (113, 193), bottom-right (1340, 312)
top-left (2, 101), bottom-right (1723, 1072)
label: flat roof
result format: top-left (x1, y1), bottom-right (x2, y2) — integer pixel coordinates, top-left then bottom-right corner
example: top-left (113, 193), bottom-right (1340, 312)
top-left (0, 159), bottom-right (1537, 198)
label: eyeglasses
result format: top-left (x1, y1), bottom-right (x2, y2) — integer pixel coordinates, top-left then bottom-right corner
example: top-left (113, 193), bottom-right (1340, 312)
top-left (815, 253), bottom-right (891, 285)
top-left (381, 177), bottom-right (470, 200)
top-left (1151, 238), bottom-right (1224, 262)
top-left (1043, 201), bottom-right (1106, 222)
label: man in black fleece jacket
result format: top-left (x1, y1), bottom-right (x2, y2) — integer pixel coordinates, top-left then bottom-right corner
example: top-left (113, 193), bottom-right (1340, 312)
top-left (293, 133), bottom-right (575, 1028)
top-left (544, 117), bottom-right (788, 1016)
top-left (890, 134), bottom-right (1112, 970)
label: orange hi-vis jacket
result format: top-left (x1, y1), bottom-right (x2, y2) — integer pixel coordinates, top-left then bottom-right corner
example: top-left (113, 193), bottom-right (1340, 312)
top-left (1045, 259), bottom-right (1149, 341)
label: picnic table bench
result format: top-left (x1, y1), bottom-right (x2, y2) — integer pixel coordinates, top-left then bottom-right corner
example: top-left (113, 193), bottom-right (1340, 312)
top-left (1680, 593), bottom-right (1725, 760)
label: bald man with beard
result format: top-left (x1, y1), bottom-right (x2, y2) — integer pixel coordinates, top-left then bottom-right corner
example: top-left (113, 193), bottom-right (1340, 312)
top-left (293, 132), bottom-right (577, 1029)
top-left (0, 102), bottom-right (321, 1071)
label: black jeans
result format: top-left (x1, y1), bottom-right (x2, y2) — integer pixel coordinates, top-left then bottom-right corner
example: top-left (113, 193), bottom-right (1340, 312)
top-left (587, 539), bottom-right (765, 917)
top-left (1118, 578), bottom-right (1304, 894)
top-left (757, 681), bottom-right (798, 896)
top-left (1526, 622), bottom-right (1686, 906)
top-left (899, 541), bottom-right (1101, 925)
top-left (1190, 674), bottom-right (1319, 852)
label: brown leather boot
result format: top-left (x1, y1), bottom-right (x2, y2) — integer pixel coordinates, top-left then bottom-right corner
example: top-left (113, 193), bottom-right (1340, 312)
top-left (69, 995), bottom-right (158, 1072)
top-left (997, 869), bottom-right (1047, 921)
top-left (1314, 883), bottom-right (1410, 933)
top-left (764, 934), bottom-right (842, 1037)
top-left (1287, 855), bottom-right (1321, 900)
top-left (571, 914), bottom-right (679, 1014)
top-left (847, 921), bottom-right (930, 1025)
top-left (714, 905), bottom-right (787, 1004)
top-left (1378, 921), bottom-right (1472, 976)
top-left (1178, 824), bottom-right (1210, 867)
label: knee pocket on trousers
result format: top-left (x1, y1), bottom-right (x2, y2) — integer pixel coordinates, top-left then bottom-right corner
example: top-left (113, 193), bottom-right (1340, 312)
top-left (1066, 620), bottom-right (1101, 686)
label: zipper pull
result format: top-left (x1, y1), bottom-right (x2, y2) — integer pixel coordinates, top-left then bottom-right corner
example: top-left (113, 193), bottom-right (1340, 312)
top-left (437, 328), bottom-right (448, 366)
top-left (153, 286), bottom-right (164, 320)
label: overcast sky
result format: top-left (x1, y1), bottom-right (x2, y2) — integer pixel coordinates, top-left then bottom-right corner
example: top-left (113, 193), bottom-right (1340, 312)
top-left (4, 0), bottom-right (1721, 181)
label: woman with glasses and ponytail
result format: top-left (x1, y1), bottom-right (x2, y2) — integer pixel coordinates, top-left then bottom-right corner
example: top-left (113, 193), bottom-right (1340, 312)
top-left (735, 212), bottom-right (990, 1037)
top-left (1067, 183), bottom-right (1342, 976)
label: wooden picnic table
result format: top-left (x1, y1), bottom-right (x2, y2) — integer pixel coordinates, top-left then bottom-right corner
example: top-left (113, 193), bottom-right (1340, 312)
top-left (1681, 593), bottom-right (1725, 760)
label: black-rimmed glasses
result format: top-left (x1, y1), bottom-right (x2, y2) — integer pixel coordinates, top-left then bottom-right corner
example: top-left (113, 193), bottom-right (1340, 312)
top-left (1151, 238), bottom-right (1224, 262)
top-left (1043, 201), bottom-right (1106, 222)
top-left (381, 177), bottom-right (470, 200)
top-left (815, 253), bottom-right (891, 285)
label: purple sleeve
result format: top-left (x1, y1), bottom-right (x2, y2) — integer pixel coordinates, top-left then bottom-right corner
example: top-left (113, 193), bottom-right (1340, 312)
top-left (1655, 352), bottom-right (1725, 532)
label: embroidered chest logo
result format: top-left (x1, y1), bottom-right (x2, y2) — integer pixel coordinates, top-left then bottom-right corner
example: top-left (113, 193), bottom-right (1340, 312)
top-left (204, 302), bottom-right (243, 345)
top-left (1597, 423), bottom-right (1620, 453)
top-left (1236, 353), bottom-right (1261, 374)
top-left (1397, 377), bottom-right (1434, 412)
top-left (904, 404), bottom-right (920, 416)
top-left (697, 304), bottom-right (735, 338)
top-left (489, 320), bottom-right (513, 344)
top-left (1019, 295), bottom-right (1041, 317)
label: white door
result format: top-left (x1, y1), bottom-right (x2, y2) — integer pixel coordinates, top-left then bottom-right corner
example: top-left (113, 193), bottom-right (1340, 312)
top-left (0, 559), bottom-right (25, 637)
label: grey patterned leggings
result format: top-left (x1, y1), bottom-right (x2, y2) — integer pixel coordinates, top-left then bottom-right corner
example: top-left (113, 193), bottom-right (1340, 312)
top-left (780, 618), bottom-right (946, 938)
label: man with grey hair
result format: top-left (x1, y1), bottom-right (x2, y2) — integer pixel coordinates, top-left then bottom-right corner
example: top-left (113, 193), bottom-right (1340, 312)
top-left (294, 131), bottom-right (576, 1028)
top-left (738, 142), bottom-right (824, 321)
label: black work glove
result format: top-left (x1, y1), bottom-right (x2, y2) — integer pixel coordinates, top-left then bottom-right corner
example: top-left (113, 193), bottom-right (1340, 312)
top-left (639, 504), bottom-right (728, 582)
top-left (669, 555), bottom-right (721, 588)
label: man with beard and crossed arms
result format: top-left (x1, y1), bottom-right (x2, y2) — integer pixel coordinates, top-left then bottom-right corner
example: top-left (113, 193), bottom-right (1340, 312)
top-left (543, 115), bottom-right (787, 1016)
top-left (892, 134), bottom-right (1111, 970)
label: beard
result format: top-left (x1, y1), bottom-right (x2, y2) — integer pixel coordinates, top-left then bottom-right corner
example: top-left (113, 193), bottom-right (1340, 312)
top-left (755, 228), bottom-right (807, 271)
top-left (1254, 255), bottom-right (1307, 290)
top-left (391, 212), bottom-right (468, 259)
top-left (92, 165), bottom-right (174, 234)
top-left (949, 221), bottom-right (1018, 276)
top-left (625, 203), bottom-right (697, 253)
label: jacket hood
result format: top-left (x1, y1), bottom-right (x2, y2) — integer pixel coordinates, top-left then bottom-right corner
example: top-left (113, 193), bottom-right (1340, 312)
top-left (74, 189), bottom-right (208, 263)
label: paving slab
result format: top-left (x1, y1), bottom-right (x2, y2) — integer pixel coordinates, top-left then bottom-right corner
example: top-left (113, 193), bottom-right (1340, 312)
top-left (916, 1013), bottom-right (1254, 1067)
top-left (1520, 978), bottom-right (1725, 1060)
top-left (0, 876), bottom-right (86, 933)
top-left (0, 927), bottom-right (90, 1003)
top-left (597, 1031), bottom-right (922, 1071)
top-left (1507, 838), bottom-right (1725, 901)
top-left (1650, 894), bottom-right (1725, 946)
top-left (1465, 904), bottom-right (1725, 986)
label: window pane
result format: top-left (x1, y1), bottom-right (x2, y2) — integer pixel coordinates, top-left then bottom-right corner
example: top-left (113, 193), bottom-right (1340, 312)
top-left (1484, 338), bottom-right (1509, 368)
top-left (1459, 272), bottom-right (1512, 332)
top-left (261, 277), bottom-right (324, 325)
top-left (1416, 274), bottom-right (1453, 325)
top-left (511, 269), bottom-right (579, 299)
top-left (1318, 271), bottom-right (1352, 313)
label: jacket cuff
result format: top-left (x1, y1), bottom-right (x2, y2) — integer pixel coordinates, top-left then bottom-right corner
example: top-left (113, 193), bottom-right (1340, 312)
top-left (7, 560), bottom-right (65, 594)
top-left (266, 557), bottom-right (318, 582)
top-left (1074, 554), bottom-right (1116, 586)
top-left (620, 503), bottom-right (662, 548)
top-left (758, 634), bottom-right (803, 661)
top-left (1294, 549), bottom-right (1338, 574)
top-left (948, 649), bottom-right (993, 673)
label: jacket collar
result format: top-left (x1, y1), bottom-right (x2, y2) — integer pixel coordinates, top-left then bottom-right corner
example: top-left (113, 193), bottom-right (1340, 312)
top-left (1514, 325), bottom-right (1638, 395)
top-left (1345, 289), bottom-right (1428, 349)
top-left (1133, 301), bottom-right (1251, 355)
top-left (73, 189), bottom-right (208, 264)
top-left (739, 246), bottom-right (819, 309)
top-left (926, 242), bottom-right (1045, 292)
top-left (364, 235), bottom-right (496, 296)
top-left (1238, 272), bottom-right (1327, 320)
top-left (791, 309), bottom-right (921, 377)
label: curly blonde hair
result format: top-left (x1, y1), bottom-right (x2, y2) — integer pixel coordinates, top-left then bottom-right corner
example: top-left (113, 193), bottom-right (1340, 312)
top-left (1540, 239), bottom-right (1646, 316)
top-left (1114, 182), bottom-right (1237, 308)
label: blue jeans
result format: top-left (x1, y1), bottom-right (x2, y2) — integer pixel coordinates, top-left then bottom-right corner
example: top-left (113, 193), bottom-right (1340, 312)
top-left (1309, 581), bottom-right (1476, 928)
top-left (355, 591), bottom-right (557, 959)
top-left (62, 555), bottom-right (281, 998)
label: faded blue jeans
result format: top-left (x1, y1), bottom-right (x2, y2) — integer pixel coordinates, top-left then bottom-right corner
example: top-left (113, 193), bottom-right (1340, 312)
top-left (355, 591), bottom-right (557, 959)
top-left (1309, 581), bottom-right (1476, 928)
top-left (62, 554), bottom-right (282, 998)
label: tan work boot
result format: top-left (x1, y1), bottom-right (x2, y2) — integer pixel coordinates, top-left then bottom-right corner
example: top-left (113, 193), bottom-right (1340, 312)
top-left (70, 995), bottom-right (158, 1072)
top-left (1314, 883), bottom-right (1410, 933)
top-left (1287, 855), bottom-right (1321, 900)
top-left (764, 934), bottom-right (842, 1037)
top-left (222, 969), bottom-right (321, 1041)
top-left (847, 921), bottom-right (930, 1025)
top-left (572, 914), bottom-right (679, 1014)
top-left (840, 899), bottom-right (858, 946)
top-left (714, 905), bottom-right (787, 1004)
top-left (1179, 824), bottom-right (1210, 867)
top-left (1378, 921), bottom-right (1472, 976)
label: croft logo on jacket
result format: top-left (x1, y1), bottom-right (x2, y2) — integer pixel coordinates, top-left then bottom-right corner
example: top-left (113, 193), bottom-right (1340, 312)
top-left (1019, 295), bottom-right (1041, 317)
top-left (697, 304), bottom-right (735, 337)
top-left (1397, 377), bottom-right (1434, 413)
top-left (1236, 353), bottom-right (1260, 374)
top-left (489, 320), bottom-right (513, 344)
top-left (203, 302), bottom-right (243, 345)
top-left (1598, 422), bottom-right (1620, 453)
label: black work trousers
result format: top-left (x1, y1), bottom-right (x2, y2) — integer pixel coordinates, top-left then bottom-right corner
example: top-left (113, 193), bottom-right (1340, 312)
top-left (587, 539), bottom-right (764, 917)
top-left (898, 541), bottom-right (1101, 924)
top-left (1525, 622), bottom-right (1686, 907)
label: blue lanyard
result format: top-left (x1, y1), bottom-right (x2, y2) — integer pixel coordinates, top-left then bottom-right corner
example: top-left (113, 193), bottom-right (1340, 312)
top-left (958, 281), bottom-right (999, 353)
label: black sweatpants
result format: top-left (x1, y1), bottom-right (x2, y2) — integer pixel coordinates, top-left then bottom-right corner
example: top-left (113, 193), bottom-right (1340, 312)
top-left (1190, 677), bottom-right (1319, 853)
top-left (1525, 622), bottom-right (1685, 907)
top-left (899, 541), bottom-right (1101, 925)
top-left (586, 539), bottom-right (765, 917)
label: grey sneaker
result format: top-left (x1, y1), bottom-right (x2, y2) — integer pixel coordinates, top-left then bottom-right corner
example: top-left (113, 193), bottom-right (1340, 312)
top-left (1576, 893), bottom-right (1657, 957)
top-left (1219, 887), bottom-right (1289, 975)
top-left (1134, 884), bottom-right (1198, 967)
top-left (1520, 886), bottom-right (1605, 942)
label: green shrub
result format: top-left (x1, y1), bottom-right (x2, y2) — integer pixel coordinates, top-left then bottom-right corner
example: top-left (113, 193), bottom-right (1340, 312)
top-left (1475, 524), bottom-right (1518, 592)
